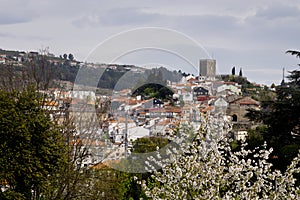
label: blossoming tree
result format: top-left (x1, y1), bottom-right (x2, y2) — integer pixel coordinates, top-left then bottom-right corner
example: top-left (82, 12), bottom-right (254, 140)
top-left (142, 115), bottom-right (300, 199)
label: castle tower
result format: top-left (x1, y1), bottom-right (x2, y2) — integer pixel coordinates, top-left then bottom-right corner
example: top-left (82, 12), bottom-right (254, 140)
top-left (199, 59), bottom-right (216, 81)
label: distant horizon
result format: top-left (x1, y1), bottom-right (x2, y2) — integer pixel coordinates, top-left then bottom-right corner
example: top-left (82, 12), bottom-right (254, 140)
top-left (0, 46), bottom-right (294, 86)
top-left (2, 1), bottom-right (300, 85)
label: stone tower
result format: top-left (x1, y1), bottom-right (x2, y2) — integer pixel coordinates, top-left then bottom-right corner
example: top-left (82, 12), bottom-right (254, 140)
top-left (199, 59), bottom-right (216, 80)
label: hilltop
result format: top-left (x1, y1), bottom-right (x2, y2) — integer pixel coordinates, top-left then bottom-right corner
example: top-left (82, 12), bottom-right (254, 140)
top-left (0, 48), bottom-right (182, 91)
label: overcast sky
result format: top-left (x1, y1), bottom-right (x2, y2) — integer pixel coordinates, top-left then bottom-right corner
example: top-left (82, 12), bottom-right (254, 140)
top-left (1, 0), bottom-right (300, 85)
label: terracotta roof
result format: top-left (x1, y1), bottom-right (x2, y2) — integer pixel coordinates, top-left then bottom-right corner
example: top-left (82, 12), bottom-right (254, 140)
top-left (199, 105), bottom-right (213, 112)
top-left (109, 119), bottom-right (117, 123)
top-left (129, 99), bottom-right (138, 105)
top-left (116, 117), bottom-right (134, 123)
top-left (165, 107), bottom-right (182, 113)
top-left (157, 119), bottom-right (171, 126)
top-left (230, 97), bottom-right (259, 106)
top-left (87, 101), bottom-right (95, 105)
top-left (111, 97), bottom-right (128, 102)
top-left (224, 82), bottom-right (237, 85)
top-left (70, 138), bottom-right (105, 146)
top-left (240, 100), bottom-right (259, 105)
top-left (60, 91), bottom-right (69, 95)
top-left (91, 160), bottom-right (121, 170)
top-left (149, 108), bottom-right (165, 113)
top-left (197, 96), bottom-right (211, 101)
top-left (43, 101), bottom-right (58, 106)
top-left (70, 98), bottom-right (81, 105)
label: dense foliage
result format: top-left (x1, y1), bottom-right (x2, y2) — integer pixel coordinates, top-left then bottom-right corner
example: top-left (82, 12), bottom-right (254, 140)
top-left (246, 51), bottom-right (300, 170)
top-left (0, 88), bottom-right (66, 199)
top-left (132, 83), bottom-right (174, 100)
top-left (132, 137), bottom-right (170, 153)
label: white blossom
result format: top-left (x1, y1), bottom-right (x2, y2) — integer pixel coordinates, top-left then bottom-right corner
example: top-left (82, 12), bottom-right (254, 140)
top-left (142, 115), bottom-right (300, 199)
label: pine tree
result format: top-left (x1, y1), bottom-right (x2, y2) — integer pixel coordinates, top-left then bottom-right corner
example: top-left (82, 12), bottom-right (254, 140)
top-left (68, 53), bottom-right (74, 61)
top-left (239, 68), bottom-right (243, 76)
top-left (246, 50), bottom-right (300, 170)
top-left (63, 53), bottom-right (68, 59)
top-left (231, 66), bottom-right (236, 76)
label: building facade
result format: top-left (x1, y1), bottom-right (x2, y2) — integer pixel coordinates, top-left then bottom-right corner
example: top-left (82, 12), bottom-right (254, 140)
top-left (199, 59), bottom-right (216, 80)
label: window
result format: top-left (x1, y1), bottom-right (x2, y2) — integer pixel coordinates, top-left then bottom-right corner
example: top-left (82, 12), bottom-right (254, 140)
top-left (232, 114), bottom-right (238, 122)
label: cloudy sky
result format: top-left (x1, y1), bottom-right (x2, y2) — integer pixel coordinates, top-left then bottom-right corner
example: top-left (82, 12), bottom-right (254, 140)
top-left (1, 0), bottom-right (300, 85)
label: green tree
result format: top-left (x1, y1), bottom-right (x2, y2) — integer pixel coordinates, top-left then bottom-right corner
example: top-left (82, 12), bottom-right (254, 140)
top-left (231, 66), bottom-right (236, 76)
top-left (63, 53), bottom-right (68, 60)
top-left (68, 53), bottom-right (74, 61)
top-left (132, 137), bottom-right (170, 153)
top-left (0, 49), bottom-right (108, 199)
top-left (246, 50), bottom-right (300, 170)
top-left (132, 83), bottom-right (174, 100)
top-left (246, 125), bottom-right (266, 149)
top-left (0, 87), bottom-right (66, 199)
top-left (271, 83), bottom-right (276, 88)
top-left (239, 68), bottom-right (243, 76)
top-left (82, 137), bottom-right (170, 199)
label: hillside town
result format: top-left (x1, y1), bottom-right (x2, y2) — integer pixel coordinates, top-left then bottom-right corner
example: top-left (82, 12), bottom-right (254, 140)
top-left (1, 49), bottom-right (272, 168)
top-left (1, 47), bottom-right (299, 198)
top-left (42, 64), bottom-right (267, 167)
top-left (2, 1), bottom-right (300, 198)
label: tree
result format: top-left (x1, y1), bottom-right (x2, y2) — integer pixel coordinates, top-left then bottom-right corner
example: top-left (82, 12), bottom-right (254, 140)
top-left (246, 50), bottom-right (300, 170)
top-left (68, 53), bottom-right (74, 61)
top-left (286, 50), bottom-right (300, 58)
top-left (231, 66), bottom-right (236, 76)
top-left (0, 87), bottom-right (66, 199)
top-left (246, 125), bottom-right (266, 149)
top-left (63, 53), bottom-right (68, 60)
top-left (142, 117), bottom-right (300, 199)
top-left (132, 137), bottom-right (170, 153)
top-left (269, 50), bottom-right (300, 144)
top-left (0, 49), bottom-right (110, 199)
top-left (132, 83), bottom-right (173, 100)
top-left (84, 137), bottom-right (170, 199)
top-left (0, 48), bottom-right (57, 91)
top-left (239, 68), bottom-right (243, 76)
top-left (27, 50), bottom-right (56, 90)
top-left (271, 83), bottom-right (276, 88)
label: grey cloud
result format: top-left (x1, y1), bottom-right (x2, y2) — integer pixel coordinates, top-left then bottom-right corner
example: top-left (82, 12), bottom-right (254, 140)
top-left (175, 14), bottom-right (241, 32)
top-left (0, 32), bottom-right (16, 38)
top-left (0, 14), bottom-right (33, 25)
top-left (254, 3), bottom-right (300, 20)
top-left (23, 35), bottom-right (52, 41)
top-left (0, 0), bottom-right (37, 25)
top-left (1, 0), bottom-right (299, 85)
top-left (72, 14), bottom-right (101, 28)
top-left (72, 7), bottom-right (161, 28)
top-left (0, 31), bottom-right (50, 41)
top-left (100, 7), bottom-right (161, 26)
top-left (240, 8), bottom-right (300, 49)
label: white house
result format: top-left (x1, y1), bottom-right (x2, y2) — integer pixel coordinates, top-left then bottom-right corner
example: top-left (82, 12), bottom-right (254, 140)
top-left (213, 96), bottom-right (229, 113)
top-left (216, 84), bottom-right (241, 96)
top-left (180, 89), bottom-right (193, 102)
top-left (128, 126), bottom-right (150, 141)
top-left (234, 131), bottom-right (248, 141)
top-left (71, 91), bottom-right (96, 100)
top-left (0, 57), bottom-right (5, 64)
